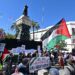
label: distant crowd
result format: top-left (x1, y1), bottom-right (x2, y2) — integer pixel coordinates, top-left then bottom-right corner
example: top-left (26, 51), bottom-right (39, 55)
top-left (0, 49), bottom-right (75, 75)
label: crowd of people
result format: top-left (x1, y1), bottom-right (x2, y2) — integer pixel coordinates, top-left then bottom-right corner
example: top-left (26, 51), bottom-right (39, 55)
top-left (0, 49), bottom-right (75, 75)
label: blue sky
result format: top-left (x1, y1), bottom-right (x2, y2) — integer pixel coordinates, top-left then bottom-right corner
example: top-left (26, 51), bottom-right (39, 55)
top-left (0, 0), bottom-right (75, 34)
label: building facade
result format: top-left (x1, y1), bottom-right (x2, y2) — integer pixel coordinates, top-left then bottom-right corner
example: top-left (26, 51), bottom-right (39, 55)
top-left (30, 21), bottom-right (75, 52)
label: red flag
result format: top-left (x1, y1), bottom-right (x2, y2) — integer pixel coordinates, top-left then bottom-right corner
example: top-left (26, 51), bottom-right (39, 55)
top-left (1, 48), bottom-right (10, 61)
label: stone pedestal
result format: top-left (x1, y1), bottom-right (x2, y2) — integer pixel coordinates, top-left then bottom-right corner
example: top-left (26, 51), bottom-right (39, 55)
top-left (20, 24), bottom-right (30, 40)
top-left (15, 15), bottom-right (32, 40)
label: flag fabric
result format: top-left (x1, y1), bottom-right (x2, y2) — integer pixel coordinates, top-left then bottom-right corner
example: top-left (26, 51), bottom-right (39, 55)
top-left (41, 18), bottom-right (71, 51)
top-left (1, 48), bottom-right (10, 61)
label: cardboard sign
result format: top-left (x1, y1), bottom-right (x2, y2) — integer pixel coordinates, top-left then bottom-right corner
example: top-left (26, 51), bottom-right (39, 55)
top-left (29, 57), bottom-right (50, 73)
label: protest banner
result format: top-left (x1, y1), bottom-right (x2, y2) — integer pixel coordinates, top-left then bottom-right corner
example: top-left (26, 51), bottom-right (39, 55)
top-left (29, 57), bottom-right (50, 73)
top-left (11, 47), bottom-right (21, 54)
top-left (11, 47), bottom-right (36, 55)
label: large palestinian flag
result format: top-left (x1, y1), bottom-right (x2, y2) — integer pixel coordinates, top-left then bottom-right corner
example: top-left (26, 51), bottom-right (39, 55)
top-left (41, 18), bottom-right (71, 51)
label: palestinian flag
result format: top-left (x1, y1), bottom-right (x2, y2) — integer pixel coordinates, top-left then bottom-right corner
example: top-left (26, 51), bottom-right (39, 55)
top-left (1, 48), bottom-right (10, 61)
top-left (41, 18), bottom-right (71, 51)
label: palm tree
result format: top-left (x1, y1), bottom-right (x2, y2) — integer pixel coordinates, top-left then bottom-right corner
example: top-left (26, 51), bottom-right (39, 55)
top-left (32, 21), bottom-right (40, 40)
top-left (5, 33), bottom-right (16, 39)
top-left (35, 22), bottom-right (40, 32)
top-left (32, 21), bottom-right (36, 40)
top-left (11, 23), bottom-right (21, 38)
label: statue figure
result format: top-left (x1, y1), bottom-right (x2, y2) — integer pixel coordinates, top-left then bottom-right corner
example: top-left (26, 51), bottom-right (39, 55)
top-left (23, 5), bottom-right (28, 16)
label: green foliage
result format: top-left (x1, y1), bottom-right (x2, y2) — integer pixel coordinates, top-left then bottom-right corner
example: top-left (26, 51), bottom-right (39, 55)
top-left (5, 33), bottom-right (16, 39)
top-left (32, 21), bottom-right (40, 30)
top-left (11, 23), bottom-right (22, 38)
top-left (57, 40), bottom-right (67, 49)
top-left (31, 21), bottom-right (40, 40)
top-left (32, 21), bottom-right (36, 27)
top-left (35, 23), bottom-right (40, 32)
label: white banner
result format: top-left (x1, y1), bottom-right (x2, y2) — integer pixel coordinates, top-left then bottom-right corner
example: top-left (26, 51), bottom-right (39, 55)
top-left (0, 43), bottom-right (5, 52)
top-left (11, 47), bottom-right (36, 55)
top-left (29, 57), bottom-right (50, 73)
top-left (11, 47), bottom-right (22, 54)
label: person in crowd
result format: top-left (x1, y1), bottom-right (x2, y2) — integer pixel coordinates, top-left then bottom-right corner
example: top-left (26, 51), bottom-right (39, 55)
top-left (18, 58), bottom-right (29, 75)
top-left (50, 51), bottom-right (55, 66)
top-left (63, 52), bottom-right (69, 65)
top-left (58, 51), bottom-right (64, 69)
top-left (53, 51), bottom-right (58, 64)
top-left (49, 68), bottom-right (59, 75)
top-left (72, 49), bottom-right (75, 63)
top-left (27, 53), bottom-right (32, 58)
top-left (22, 52), bottom-right (26, 58)
top-left (4, 53), bottom-right (14, 75)
top-left (66, 53), bottom-right (73, 64)
top-left (42, 51), bottom-right (48, 56)
top-left (32, 51), bottom-right (38, 57)
top-left (18, 52), bottom-right (23, 64)
top-left (59, 56), bottom-right (75, 75)
top-left (11, 66), bottom-right (24, 75)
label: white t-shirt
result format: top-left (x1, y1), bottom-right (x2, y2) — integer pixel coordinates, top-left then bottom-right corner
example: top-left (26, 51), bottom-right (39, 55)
top-left (11, 72), bottom-right (24, 75)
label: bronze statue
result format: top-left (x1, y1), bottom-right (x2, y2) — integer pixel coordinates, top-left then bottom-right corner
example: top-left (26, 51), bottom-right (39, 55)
top-left (23, 5), bottom-right (28, 16)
